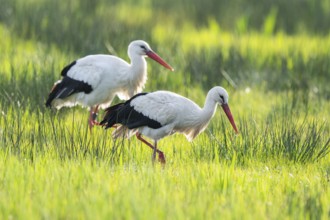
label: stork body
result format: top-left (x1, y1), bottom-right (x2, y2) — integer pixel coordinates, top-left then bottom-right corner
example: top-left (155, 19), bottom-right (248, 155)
top-left (46, 40), bottom-right (173, 128)
top-left (101, 86), bottom-right (238, 163)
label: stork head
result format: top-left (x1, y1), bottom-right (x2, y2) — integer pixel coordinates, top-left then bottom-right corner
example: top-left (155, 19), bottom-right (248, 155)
top-left (128, 40), bottom-right (174, 71)
top-left (211, 86), bottom-right (229, 106)
top-left (211, 86), bottom-right (239, 134)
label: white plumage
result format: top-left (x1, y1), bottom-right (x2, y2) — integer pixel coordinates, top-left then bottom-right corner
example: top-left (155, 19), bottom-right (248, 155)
top-left (101, 86), bottom-right (239, 163)
top-left (46, 40), bottom-right (174, 128)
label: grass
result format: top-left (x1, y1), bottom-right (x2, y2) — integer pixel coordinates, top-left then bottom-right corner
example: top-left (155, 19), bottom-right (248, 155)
top-left (0, 1), bottom-right (330, 219)
top-left (0, 155), bottom-right (329, 219)
top-left (0, 84), bottom-right (329, 219)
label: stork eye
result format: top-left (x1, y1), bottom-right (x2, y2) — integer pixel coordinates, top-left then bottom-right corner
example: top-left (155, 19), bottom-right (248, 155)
top-left (140, 45), bottom-right (146, 49)
top-left (219, 95), bottom-right (224, 102)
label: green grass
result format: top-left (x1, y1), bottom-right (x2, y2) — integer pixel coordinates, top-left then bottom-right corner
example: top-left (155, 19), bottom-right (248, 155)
top-left (0, 157), bottom-right (329, 219)
top-left (1, 1), bottom-right (330, 219)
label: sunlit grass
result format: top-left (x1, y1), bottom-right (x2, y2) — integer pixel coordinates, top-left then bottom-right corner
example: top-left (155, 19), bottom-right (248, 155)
top-left (0, 153), bottom-right (329, 219)
top-left (0, 1), bottom-right (330, 219)
top-left (152, 19), bottom-right (330, 57)
top-left (0, 24), bottom-right (329, 218)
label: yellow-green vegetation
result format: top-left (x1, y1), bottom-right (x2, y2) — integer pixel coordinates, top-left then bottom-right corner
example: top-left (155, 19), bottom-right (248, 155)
top-left (1, 156), bottom-right (329, 219)
top-left (0, 0), bottom-right (329, 219)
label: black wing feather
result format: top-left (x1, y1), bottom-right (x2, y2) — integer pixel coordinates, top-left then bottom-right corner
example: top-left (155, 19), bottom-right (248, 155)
top-left (45, 76), bottom-right (93, 107)
top-left (61, 60), bottom-right (77, 76)
top-left (100, 93), bottom-right (162, 129)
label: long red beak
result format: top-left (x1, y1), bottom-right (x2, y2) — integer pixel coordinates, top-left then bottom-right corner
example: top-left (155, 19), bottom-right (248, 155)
top-left (146, 50), bottom-right (174, 71)
top-left (221, 104), bottom-right (239, 134)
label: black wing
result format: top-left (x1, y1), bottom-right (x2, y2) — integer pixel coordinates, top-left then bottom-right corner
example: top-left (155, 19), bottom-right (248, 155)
top-left (100, 93), bottom-right (162, 129)
top-left (45, 76), bottom-right (93, 107)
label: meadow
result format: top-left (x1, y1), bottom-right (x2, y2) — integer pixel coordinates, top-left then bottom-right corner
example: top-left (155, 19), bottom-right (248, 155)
top-left (0, 0), bottom-right (329, 219)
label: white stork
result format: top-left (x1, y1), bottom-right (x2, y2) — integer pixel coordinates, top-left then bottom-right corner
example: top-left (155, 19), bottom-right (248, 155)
top-left (100, 86), bottom-right (239, 164)
top-left (46, 40), bottom-right (174, 129)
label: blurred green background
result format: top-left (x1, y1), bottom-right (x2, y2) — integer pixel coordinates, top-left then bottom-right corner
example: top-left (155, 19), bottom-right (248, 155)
top-left (1, 0), bottom-right (329, 102)
top-left (0, 2), bottom-right (329, 219)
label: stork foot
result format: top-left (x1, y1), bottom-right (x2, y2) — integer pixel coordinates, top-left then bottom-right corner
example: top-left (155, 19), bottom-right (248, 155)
top-left (158, 152), bottom-right (166, 164)
top-left (88, 118), bottom-right (100, 130)
top-left (151, 151), bottom-right (166, 165)
top-left (93, 120), bottom-right (100, 126)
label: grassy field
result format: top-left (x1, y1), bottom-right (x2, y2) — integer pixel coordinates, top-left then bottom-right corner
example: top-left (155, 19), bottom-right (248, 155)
top-left (0, 0), bottom-right (330, 219)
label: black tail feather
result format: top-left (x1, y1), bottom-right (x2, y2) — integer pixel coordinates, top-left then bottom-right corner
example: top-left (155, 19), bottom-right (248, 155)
top-left (45, 82), bottom-right (63, 108)
top-left (45, 76), bottom-right (93, 108)
top-left (100, 103), bottom-right (125, 127)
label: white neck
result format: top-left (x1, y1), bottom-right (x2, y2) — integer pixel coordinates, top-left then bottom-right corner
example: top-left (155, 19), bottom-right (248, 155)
top-left (201, 92), bottom-right (218, 123)
top-left (183, 92), bottom-right (218, 141)
top-left (129, 53), bottom-right (147, 73)
top-left (124, 54), bottom-right (148, 97)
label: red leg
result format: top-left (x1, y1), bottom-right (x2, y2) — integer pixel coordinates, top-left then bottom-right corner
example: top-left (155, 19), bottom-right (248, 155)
top-left (88, 109), bottom-right (94, 130)
top-left (88, 105), bottom-right (100, 130)
top-left (136, 133), bottom-right (166, 164)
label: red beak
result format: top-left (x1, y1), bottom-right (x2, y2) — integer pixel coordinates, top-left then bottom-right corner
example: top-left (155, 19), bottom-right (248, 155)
top-left (221, 104), bottom-right (239, 134)
top-left (146, 51), bottom-right (174, 71)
